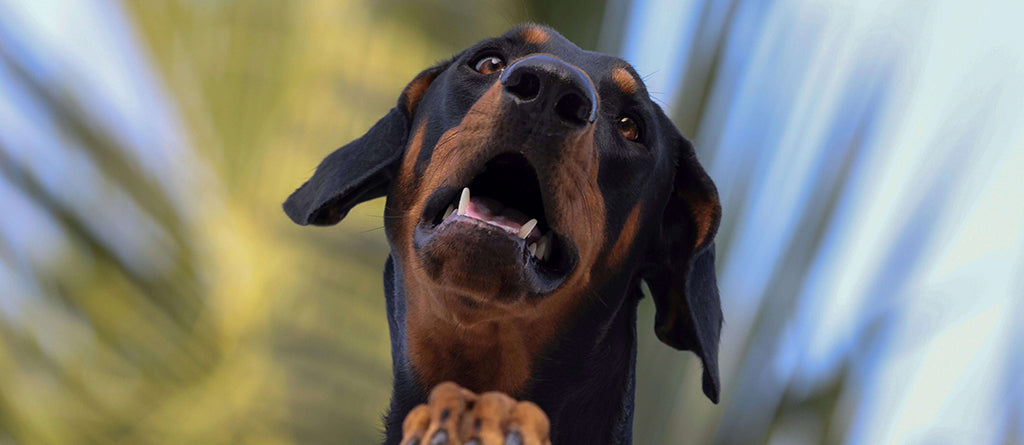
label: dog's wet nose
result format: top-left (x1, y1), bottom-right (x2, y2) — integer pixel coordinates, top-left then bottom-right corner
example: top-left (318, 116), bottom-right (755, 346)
top-left (500, 55), bottom-right (597, 127)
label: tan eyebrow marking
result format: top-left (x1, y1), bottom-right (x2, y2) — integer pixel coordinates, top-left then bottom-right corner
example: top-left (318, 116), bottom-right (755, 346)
top-left (612, 67), bottom-right (638, 95)
top-left (520, 26), bottom-right (550, 45)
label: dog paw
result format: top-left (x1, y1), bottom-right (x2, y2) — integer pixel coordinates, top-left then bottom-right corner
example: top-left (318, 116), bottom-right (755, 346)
top-left (401, 382), bottom-right (551, 445)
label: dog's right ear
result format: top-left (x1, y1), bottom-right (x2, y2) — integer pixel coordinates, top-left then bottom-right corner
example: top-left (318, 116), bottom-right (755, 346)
top-left (641, 107), bottom-right (723, 403)
top-left (283, 61), bottom-right (450, 226)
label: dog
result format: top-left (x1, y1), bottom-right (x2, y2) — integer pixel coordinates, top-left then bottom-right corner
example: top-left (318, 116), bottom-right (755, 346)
top-left (284, 24), bottom-right (722, 445)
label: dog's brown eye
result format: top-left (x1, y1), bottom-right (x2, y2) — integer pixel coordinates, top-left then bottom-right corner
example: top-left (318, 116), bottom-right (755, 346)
top-left (617, 116), bottom-right (640, 141)
top-left (474, 56), bottom-right (505, 74)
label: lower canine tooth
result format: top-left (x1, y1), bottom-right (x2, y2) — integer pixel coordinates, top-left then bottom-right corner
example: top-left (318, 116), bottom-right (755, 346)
top-left (443, 205), bottom-right (455, 220)
top-left (457, 188), bottom-right (470, 216)
top-left (518, 219), bottom-right (538, 239)
top-left (536, 234), bottom-right (549, 260)
top-left (528, 243), bottom-right (537, 256)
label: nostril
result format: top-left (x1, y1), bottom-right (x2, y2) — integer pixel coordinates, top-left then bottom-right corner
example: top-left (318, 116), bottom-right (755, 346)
top-left (505, 71), bottom-right (541, 101)
top-left (554, 92), bottom-right (591, 125)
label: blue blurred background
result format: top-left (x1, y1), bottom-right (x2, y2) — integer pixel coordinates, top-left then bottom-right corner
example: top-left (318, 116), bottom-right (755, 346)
top-left (1, 0), bottom-right (1021, 443)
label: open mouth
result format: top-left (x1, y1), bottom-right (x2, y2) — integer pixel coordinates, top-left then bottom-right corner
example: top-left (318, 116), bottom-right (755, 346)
top-left (417, 152), bottom-right (576, 293)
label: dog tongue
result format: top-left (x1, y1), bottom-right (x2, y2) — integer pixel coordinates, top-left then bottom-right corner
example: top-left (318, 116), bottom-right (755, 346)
top-left (465, 197), bottom-right (540, 240)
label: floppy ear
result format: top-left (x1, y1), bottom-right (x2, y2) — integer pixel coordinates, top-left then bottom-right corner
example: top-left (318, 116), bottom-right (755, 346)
top-left (643, 116), bottom-right (723, 403)
top-left (283, 61), bottom-right (449, 226)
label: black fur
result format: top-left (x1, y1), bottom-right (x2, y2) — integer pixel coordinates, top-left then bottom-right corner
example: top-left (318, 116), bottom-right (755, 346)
top-left (283, 25), bottom-right (723, 444)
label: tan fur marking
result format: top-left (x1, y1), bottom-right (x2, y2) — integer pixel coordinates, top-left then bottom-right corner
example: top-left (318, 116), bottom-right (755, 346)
top-left (390, 120), bottom-right (428, 254)
top-left (402, 73), bottom-right (437, 114)
top-left (679, 189), bottom-right (718, 249)
top-left (399, 120), bottom-right (427, 189)
top-left (656, 189), bottom-right (719, 344)
top-left (402, 83), bottom-right (536, 393)
top-left (656, 293), bottom-right (681, 341)
top-left (612, 67), bottom-right (638, 95)
top-left (520, 26), bottom-right (550, 44)
top-left (389, 81), bottom-right (607, 396)
top-left (606, 204), bottom-right (642, 270)
top-left (693, 207), bottom-right (715, 249)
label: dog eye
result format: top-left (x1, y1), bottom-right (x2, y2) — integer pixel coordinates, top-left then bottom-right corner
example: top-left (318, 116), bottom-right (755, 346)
top-left (473, 56), bottom-right (505, 74)
top-left (617, 116), bottom-right (640, 141)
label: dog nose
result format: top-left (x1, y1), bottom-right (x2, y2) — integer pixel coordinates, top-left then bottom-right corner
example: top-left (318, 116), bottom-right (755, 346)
top-left (500, 55), bottom-right (597, 126)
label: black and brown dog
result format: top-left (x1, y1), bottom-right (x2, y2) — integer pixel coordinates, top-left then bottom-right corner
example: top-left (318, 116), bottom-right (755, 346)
top-left (284, 24), bottom-right (722, 445)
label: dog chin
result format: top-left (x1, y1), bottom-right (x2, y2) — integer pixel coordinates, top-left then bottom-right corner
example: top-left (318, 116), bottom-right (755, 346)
top-left (415, 216), bottom-right (549, 302)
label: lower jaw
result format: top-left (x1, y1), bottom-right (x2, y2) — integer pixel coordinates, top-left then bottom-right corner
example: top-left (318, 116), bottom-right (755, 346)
top-left (417, 243), bottom-right (533, 303)
top-left (413, 218), bottom-right (571, 292)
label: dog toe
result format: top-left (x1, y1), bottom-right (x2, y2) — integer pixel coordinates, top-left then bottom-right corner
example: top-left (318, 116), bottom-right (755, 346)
top-left (402, 382), bottom-right (476, 444)
top-left (507, 401), bottom-right (550, 445)
top-left (459, 392), bottom-right (550, 445)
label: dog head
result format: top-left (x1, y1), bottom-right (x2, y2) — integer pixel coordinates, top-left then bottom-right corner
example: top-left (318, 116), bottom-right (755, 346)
top-left (284, 25), bottom-right (723, 402)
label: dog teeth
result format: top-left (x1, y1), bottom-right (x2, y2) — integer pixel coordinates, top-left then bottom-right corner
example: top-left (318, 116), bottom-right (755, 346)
top-left (529, 233), bottom-right (551, 261)
top-left (536, 233), bottom-right (549, 261)
top-left (442, 204), bottom-right (455, 221)
top-left (518, 219), bottom-right (538, 239)
top-left (457, 187), bottom-right (470, 216)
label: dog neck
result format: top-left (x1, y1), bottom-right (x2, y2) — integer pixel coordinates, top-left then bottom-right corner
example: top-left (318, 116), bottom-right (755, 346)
top-left (381, 256), bottom-right (640, 444)
top-left (404, 299), bottom-right (542, 395)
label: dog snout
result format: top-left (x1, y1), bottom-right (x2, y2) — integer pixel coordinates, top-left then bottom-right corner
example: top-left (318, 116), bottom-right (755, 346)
top-left (500, 55), bottom-right (597, 127)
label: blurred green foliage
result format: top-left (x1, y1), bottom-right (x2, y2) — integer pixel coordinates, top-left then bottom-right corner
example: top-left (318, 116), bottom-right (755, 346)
top-left (0, 1), bottom-right (620, 443)
top-left (5, 1), bottom-right (1014, 444)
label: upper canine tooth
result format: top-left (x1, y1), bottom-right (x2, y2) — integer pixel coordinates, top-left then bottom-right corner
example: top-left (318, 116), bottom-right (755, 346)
top-left (528, 242), bottom-right (537, 256)
top-left (443, 204), bottom-right (455, 220)
top-left (518, 219), bottom-right (538, 239)
top-left (457, 188), bottom-right (470, 216)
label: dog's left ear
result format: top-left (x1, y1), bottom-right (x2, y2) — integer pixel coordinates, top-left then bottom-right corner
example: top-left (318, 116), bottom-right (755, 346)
top-left (283, 61), bottom-right (449, 226)
top-left (642, 111), bottom-right (723, 403)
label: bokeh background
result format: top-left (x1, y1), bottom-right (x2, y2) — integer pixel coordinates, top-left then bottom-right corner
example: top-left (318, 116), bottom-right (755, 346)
top-left (1, 0), bottom-right (1022, 443)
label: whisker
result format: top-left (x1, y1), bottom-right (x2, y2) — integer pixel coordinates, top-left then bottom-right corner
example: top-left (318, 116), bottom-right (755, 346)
top-left (356, 226), bottom-right (386, 234)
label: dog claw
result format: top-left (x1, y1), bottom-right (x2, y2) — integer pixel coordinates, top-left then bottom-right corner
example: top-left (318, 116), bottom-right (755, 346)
top-left (430, 430), bottom-right (449, 445)
top-left (505, 431), bottom-right (523, 445)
